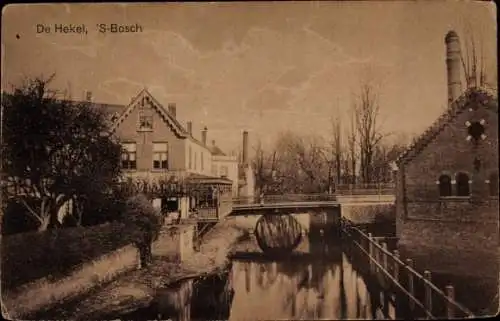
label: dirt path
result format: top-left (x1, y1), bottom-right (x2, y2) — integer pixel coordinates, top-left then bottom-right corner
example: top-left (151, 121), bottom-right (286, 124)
top-left (34, 218), bottom-right (249, 320)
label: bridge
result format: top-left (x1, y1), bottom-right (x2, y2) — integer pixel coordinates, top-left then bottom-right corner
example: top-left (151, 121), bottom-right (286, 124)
top-left (229, 184), bottom-right (396, 218)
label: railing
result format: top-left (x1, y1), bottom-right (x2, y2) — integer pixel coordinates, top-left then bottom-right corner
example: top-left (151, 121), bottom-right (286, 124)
top-left (341, 218), bottom-right (474, 319)
top-left (233, 193), bottom-right (338, 205)
top-left (233, 184), bottom-right (395, 205)
top-left (335, 183), bottom-right (395, 196)
top-left (195, 206), bottom-right (218, 221)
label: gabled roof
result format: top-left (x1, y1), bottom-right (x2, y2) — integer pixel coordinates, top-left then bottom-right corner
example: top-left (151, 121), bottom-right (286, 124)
top-left (395, 87), bottom-right (498, 166)
top-left (210, 145), bottom-right (227, 156)
top-left (110, 89), bottom-right (188, 139)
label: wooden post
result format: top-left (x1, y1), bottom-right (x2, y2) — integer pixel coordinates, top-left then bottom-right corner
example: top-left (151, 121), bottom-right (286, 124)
top-left (446, 285), bottom-right (455, 319)
top-left (368, 233), bottom-right (374, 272)
top-left (406, 259), bottom-right (415, 310)
top-left (382, 242), bottom-right (388, 272)
top-left (424, 271), bottom-right (433, 318)
top-left (393, 250), bottom-right (400, 282)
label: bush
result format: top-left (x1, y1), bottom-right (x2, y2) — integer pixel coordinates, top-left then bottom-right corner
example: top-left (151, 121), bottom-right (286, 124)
top-left (1, 222), bottom-right (134, 291)
top-left (123, 194), bottom-right (163, 243)
top-left (2, 199), bottom-right (41, 235)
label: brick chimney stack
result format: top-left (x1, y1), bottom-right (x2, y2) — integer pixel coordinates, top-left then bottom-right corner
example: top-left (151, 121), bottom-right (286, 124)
top-left (168, 103), bottom-right (177, 118)
top-left (242, 130), bottom-right (249, 166)
top-left (445, 31), bottom-right (462, 105)
top-left (202, 127), bottom-right (207, 145)
top-left (187, 121), bottom-right (192, 136)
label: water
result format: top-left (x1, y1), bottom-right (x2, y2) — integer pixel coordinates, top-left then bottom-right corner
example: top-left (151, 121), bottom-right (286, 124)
top-left (117, 214), bottom-right (498, 320)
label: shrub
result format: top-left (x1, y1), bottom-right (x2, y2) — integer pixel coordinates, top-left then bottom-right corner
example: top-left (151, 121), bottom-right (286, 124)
top-left (123, 194), bottom-right (163, 243)
top-left (1, 222), bottom-right (134, 291)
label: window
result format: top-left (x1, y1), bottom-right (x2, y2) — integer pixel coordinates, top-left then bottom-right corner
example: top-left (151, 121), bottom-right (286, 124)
top-left (138, 111), bottom-right (153, 131)
top-left (201, 152), bottom-right (204, 171)
top-left (489, 172), bottom-right (498, 197)
top-left (153, 143), bottom-right (168, 170)
top-left (194, 152), bottom-right (197, 170)
top-left (220, 165), bottom-right (228, 177)
top-left (122, 143), bottom-right (136, 170)
top-left (212, 165), bottom-right (218, 176)
top-left (456, 172), bottom-right (470, 197)
top-left (189, 146), bottom-right (192, 169)
top-left (438, 174), bottom-right (452, 197)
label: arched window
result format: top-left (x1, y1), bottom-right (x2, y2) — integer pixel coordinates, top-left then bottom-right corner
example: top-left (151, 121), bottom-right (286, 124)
top-left (438, 174), bottom-right (452, 197)
top-left (489, 172), bottom-right (498, 197)
top-left (456, 172), bottom-right (470, 197)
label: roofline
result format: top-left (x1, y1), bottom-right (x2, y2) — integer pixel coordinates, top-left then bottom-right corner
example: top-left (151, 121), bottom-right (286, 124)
top-left (395, 87), bottom-right (498, 166)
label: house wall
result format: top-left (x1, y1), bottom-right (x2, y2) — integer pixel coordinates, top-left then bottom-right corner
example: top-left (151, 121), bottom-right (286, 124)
top-left (114, 104), bottom-right (186, 172)
top-left (184, 139), bottom-right (213, 177)
top-left (212, 155), bottom-right (239, 196)
top-left (395, 98), bottom-right (499, 278)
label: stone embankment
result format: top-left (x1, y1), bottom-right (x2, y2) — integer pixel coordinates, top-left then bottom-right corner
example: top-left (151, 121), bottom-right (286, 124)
top-left (29, 217), bottom-right (249, 320)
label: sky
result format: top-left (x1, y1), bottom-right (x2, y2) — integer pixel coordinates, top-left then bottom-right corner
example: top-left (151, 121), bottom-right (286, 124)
top-left (1, 1), bottom-right (497, 154)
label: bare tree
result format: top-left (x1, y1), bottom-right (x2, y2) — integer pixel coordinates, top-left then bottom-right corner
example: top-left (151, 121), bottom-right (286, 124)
top-left (345, 108), bottom-right (358, 185)
top-left (331, 114), bottom-right (343, 189)
top-left (459, 21), bottom-right (497, 92)
top-left (352, 81), bottom-right (385, 185)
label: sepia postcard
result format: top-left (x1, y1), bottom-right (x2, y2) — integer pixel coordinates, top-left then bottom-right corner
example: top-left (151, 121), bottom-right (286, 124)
top-left (0, 1), bottom-right (498, 320)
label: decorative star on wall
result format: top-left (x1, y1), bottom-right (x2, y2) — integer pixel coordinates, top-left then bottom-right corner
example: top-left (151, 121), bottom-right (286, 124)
top-left (465, 119), bottom-right (486, 142)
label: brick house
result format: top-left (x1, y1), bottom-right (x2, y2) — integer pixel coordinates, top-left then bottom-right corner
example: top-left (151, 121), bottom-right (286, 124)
top-left (393, 31), bottom-right (498, 279)
top-left (91, 88), bottom-right (247, 220)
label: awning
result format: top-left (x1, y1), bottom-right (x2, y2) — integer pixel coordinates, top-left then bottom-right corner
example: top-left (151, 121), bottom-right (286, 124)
top-left (185, 173), bottom-right (233, 185)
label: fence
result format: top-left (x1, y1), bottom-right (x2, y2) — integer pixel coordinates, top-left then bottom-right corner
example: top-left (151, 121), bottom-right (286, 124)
top-left (341, 218), bottom-right (474, 319)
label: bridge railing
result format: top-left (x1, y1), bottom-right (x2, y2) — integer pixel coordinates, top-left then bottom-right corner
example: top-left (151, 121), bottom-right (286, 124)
top-left (335, 183), bottom-right (395, 196)
top-left (232, 193), bottom-right (338, 205)
top-left (233, 184), bottom-right (395, 205)
top-left (341, 218), bottom-right (474, 319)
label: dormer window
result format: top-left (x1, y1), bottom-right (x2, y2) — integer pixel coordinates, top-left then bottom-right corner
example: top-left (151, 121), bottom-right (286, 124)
top-left (138, 111), bottom-right (153, 131)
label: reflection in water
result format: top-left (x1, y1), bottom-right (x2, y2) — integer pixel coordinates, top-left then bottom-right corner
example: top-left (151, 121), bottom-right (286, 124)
top-left (116, 214), bottom-right (495, 321)
top-left (229, 253), bottom-right (377, 321)
top-left (254, 214), bottom-right (303, 254)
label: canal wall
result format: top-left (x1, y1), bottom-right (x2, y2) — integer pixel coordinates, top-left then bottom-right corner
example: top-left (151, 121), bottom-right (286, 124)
top-left (24, 218), bottom-right (248, 320)
top-left (397, 200), bottom-right (499, 279)
top-left (340, 203), bottom-right (395, 224)
top-left (2, 223), bottom-right (196, 319)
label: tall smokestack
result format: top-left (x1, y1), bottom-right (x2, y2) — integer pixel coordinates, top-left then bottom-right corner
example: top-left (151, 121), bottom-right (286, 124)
top-left (202, 126), bottom-right (207, 145)
top-left (168, 103), bottom-right (177, 118)
top-left (445, 30), bottom-right (462, 105)
top-left (187, 121), bottom-right (192, 135)
top-left (242, 130), bottom-right (249, 165)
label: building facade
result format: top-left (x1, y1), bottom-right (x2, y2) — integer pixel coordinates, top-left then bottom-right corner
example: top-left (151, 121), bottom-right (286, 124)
top-left (91, 89), bottom-right (255, 218)
top-left (393, 31), bottom-right (499, 279)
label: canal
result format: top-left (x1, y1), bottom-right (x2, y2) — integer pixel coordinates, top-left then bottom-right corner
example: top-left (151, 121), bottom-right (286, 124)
top-left (114, 213), bottom-right (497, 320)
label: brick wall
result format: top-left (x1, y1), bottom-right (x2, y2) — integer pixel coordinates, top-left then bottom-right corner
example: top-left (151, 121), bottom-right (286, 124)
top-left (395, 96), bottom-right (499, 278)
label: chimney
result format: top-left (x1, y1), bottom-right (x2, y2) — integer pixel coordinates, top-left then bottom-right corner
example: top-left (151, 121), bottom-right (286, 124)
top-left (168, 103), bottom-right (177, 118)
top-left (187, 121), bottom-right (192, 136)
top-left (445, 30), bottom-right (462, 105)
top-left (202, 127), bottom-right (207, 145)
top-left (85, 91), bottom-right (92, 102)
top-left (242, 130), bottom-right (249, 165)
